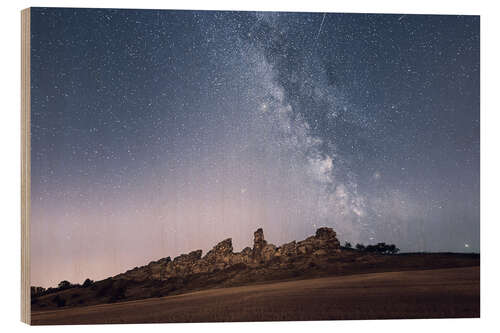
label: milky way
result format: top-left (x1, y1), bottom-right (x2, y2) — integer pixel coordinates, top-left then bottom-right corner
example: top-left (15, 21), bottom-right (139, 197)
top-left (30, 8), bottom-right (480, 287)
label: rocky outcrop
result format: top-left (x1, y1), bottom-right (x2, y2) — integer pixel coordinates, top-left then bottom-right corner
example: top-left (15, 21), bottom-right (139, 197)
top-left (194, 238), bottom-right (234, 273)
top-left (252, 228), bottom-right (277, 263)
top-left (115, 227), bottom-right (341, 282)
top-left (204, 238), bottom-right (233, 263)
top-left (297, 227), bottom-right (341, 256)
top-left (253, 228), bottom-right (266, 252)
top-left (276, 241), bottom-right (297, 257)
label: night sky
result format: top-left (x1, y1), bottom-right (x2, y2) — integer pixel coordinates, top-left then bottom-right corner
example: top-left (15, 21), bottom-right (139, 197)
top-left (30, 8), bottom-right (480, 288)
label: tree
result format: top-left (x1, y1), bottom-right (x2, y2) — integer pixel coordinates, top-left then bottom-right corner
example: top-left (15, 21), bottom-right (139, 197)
top-left (387, 244), bottom-right (400, 254)
top-left (82, 278), bottom-right (94, 288)
top-left (344, 241), bottom-right (352, 249)
top-left (362, 243), bottom-right (400, 254)
top-left (31, 286), bottom-right (46, 297)
top-left (355, 243), bottom-right (365, 251)
top-left (58, 280), bottom-right (71, 289)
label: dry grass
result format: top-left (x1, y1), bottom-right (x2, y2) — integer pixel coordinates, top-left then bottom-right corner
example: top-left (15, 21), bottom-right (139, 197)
top-left (31, 266), bottom-right (479, 325)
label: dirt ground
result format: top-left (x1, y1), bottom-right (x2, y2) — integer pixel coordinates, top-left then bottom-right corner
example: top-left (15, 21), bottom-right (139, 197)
top-left (31, 266), bottom-right (479, 325)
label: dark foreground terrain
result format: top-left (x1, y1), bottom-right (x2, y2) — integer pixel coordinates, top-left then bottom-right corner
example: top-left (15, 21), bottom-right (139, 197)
top-left (31, 228), bottom-right (480, 323)
top-left (32, 266), bottom-right (479, 324)
top-left (31, 228), bottom-right (479, 310)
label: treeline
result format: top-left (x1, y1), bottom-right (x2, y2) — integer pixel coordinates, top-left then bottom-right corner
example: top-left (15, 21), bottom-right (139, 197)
top-left (31, 278), bottom-right (94, 299)
top-left (31, 277), bottom-right (132, 308)
top-left (342, 241), bottom-right (400, 254)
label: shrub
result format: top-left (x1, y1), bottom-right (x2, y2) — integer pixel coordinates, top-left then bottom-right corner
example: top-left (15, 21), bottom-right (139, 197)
top-left (30, 286), bottom-right (46, 297)
top-left (355, 243), bottom-right (365, 251)
top-left (82, 278), bottom-right (94, 288)
top-left (355, 242), bottom-right (399, 254)
top-left (58, 280), bottom-right (72, 290)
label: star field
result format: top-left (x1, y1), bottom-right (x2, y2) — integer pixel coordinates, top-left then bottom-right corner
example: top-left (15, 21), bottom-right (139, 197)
top-left (30, 8), bottom-right (479, 287)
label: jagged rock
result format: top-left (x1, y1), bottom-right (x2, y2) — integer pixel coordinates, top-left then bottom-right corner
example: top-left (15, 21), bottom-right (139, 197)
top-left (148, 256), bottom-right (171, 266)
top-left (253, 228), bottom-right (267, 252)
top-left (204, 238), bottom-right (233, 264)
top-left (165, 261), bottom-right (175, 274)
top-left (160, 256), bottom-right (171, 264)
top-left (262, 244), bottom-right (277, 261)
top-left (297, 243), bottom-right (314, 255)
top-left (313, 249), bottom-right (328, 256)
top-left (170, 250), bottom-right (203, 275)
top-left (230, 246), bottom-right (252, 265)
top-left (241, 247), bottom-right (252, 256)
top-left (252, 228), bottom-right (279, 263)
top-left (316, 227), bottom-right (337, 240)
top-left (252, 228), bottom-right (267, 263)
top-left (280, 241), bottom-right (297, 256)
top-left (293, 227), bottom-right (341, 256)
top-left (296, 236), bottom-right (316, 254)
top-left (116, 227), bottom-right (340, 283)
top-left (314, 227), bottom-right (341, 252)
top-left (208, 238), bottom-right (233, 256)
top-left (174, 250), bottom-right (202, 263)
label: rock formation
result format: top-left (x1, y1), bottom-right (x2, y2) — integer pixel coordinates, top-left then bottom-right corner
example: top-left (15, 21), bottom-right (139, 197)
top-left (114, 227), bottom-right (341, 282)
top-left (31, 226), bottom-right (481, 312)
top-left (253, 228), bottom-right (266, 252)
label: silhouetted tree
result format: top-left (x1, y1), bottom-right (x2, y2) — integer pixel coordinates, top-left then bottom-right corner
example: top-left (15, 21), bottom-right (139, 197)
top-left (344, 242), bottom-right (352, 249)
top-left (58, 280), bottom-right (71, 290)
top-left (387, 244), bottom-right (400, 254)
top-left (355, 243), bottom-right (365, 251)
top-left (362, 242), bottom-right (399, 254)
top-left (46, 287), bottom-right (56, 294)
top-left (31, 286), bottom-right (46, 297)
top-left (82, 278), bottom-right (94, 288)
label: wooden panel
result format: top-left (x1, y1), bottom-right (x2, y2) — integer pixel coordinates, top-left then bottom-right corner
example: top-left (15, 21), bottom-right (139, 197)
top-left (21, 7), bottom-right (30, 325)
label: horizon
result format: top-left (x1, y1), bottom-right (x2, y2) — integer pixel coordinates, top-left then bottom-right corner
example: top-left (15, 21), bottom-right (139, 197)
top-left (32, 225), bottom-right (480, 289)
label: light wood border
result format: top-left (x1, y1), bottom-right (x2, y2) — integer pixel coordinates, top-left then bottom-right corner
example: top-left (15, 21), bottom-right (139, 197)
top-left (21, 7), bottom-right (31, 325)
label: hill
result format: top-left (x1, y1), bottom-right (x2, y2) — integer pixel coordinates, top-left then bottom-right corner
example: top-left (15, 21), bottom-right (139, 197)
top-left (31, 227), bottom-right (479, 312)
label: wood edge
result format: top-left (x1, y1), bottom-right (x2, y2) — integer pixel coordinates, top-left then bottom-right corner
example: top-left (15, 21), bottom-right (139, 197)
top-left (21, 7), bottom-right (31, 325)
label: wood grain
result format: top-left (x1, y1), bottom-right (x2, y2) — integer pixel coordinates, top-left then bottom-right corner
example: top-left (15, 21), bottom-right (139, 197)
top-left (21, 7), bottom-right (31, 325)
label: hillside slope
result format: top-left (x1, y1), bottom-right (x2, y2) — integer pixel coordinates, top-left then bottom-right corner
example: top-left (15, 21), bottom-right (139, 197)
top-left (32, 266), bottom-right (480, 324)
top-left (31, 227), bottom-right (479, 311)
